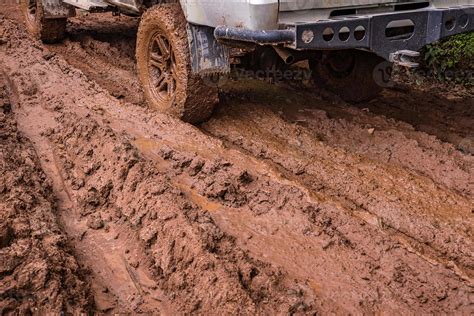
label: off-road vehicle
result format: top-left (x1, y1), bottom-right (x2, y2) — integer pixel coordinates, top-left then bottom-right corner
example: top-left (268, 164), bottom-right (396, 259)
top-left (21, 0), bottom-right (474, 123)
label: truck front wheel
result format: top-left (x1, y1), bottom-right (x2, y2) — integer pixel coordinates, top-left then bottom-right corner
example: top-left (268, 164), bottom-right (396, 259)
top-left (20, 0), bottom-right (67, 43)
top-left (136, 4), bottom-right (218, 124)
top-left (309, 50), bottom-right (388, 103)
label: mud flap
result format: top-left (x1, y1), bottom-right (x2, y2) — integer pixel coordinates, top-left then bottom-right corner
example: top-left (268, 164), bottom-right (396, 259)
top-left (186, 23), bottom-right (230, 75)
top-left (42, 0), bottom-right (75, 18)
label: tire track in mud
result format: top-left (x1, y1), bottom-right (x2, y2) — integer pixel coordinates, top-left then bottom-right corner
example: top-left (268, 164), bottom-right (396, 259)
top-left (367, 87), bottom-right (474, 154)
top-left (1, 10), bottom-right (473, 314)
top-left (203, 98), bottom-right (473, 276)
top-left (214, 81), bottom-right (473, 198)
top-left (0, 68), bottom-right (92, 313)
top-left (51, 14), bottom-right (143, 105)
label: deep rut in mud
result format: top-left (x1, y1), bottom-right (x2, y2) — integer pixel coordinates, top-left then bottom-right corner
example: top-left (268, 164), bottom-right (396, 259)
top-left (0, 8), bottom-right (473, 314)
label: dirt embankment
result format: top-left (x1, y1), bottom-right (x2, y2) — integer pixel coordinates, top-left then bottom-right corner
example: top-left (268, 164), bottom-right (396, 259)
top-left (0, 7), bottom-right (473, 315)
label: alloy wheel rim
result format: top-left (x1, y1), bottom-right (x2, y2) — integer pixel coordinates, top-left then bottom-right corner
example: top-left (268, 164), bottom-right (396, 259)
top-left (148, 32), bottom-right (177, 103)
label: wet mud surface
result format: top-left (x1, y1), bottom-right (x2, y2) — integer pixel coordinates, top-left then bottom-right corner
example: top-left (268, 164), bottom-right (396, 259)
top-left (0, 8), bottom-right (473, 314)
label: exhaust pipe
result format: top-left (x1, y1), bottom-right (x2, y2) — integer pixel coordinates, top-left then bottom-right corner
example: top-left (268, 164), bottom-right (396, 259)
top-left (273, 46), bottom-right (296, 64)
top-left (273, 47), bottom-right (314, 65)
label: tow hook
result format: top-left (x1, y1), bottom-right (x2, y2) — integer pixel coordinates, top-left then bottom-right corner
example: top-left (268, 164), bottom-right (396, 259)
top-left (389, 50), bottom-right (420, 68)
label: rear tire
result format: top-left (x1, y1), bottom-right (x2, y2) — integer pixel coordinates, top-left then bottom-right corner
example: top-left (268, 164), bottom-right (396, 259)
top-left (136, 4), bottom-right (218, 124)
top-left (20, 0), bottom-right (67, 43)
top-left (310, 50), bottom-right (387, 103)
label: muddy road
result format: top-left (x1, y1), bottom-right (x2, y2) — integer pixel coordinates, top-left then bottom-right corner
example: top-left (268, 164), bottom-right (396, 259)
top-left (1, 7), bottom-right (473, 314)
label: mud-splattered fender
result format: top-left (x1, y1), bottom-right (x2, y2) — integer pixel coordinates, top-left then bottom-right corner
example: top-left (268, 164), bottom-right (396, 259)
top-left (186, 23), bottom-right (230, 75)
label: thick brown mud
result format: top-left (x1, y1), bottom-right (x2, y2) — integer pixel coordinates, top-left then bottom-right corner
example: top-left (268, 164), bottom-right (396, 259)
top-left (0, 8), bottom-right (473, 315)
top-left (0, 67), bottom-right (92, 314)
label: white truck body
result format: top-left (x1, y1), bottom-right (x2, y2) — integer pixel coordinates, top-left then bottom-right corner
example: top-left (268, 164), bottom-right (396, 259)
top-left (182, 0), bottom-right (474, 30)
top-left (39, 0), bottom-right (473, 66)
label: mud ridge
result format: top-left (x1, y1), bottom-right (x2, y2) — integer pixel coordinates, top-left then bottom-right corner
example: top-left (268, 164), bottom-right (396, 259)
top-left (0, 70), bottom-right (92, 314)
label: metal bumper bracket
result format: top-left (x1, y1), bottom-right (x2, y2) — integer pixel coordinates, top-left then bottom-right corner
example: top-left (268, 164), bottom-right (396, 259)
top-left (215, 6), bottom-right (474, 61)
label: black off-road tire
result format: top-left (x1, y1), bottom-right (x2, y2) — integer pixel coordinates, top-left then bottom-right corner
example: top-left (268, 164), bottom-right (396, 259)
top-left (136, 4), bottom-right (218, 124)
top-left (20, 0), bottom-right (67, 43)
top-left (310, 50), bottom-right (387, 103)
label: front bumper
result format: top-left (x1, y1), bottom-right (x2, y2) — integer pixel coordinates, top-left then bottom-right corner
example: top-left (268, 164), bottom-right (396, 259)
top-left (214, 6), bottom-right (474, 60)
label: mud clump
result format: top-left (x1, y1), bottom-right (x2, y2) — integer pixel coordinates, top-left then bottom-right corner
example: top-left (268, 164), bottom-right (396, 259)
top-left (0, 73), bottom-right (92, 314)
top-left (86, 215), bottom-right (104, 230)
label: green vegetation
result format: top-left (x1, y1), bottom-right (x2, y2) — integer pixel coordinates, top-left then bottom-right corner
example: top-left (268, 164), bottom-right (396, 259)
top-left (423, 32), bottom-right (474, 85)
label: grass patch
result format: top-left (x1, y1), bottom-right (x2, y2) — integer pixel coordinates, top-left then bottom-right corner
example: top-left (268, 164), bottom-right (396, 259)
top-left (422, 32), bottom-right (473, 85)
